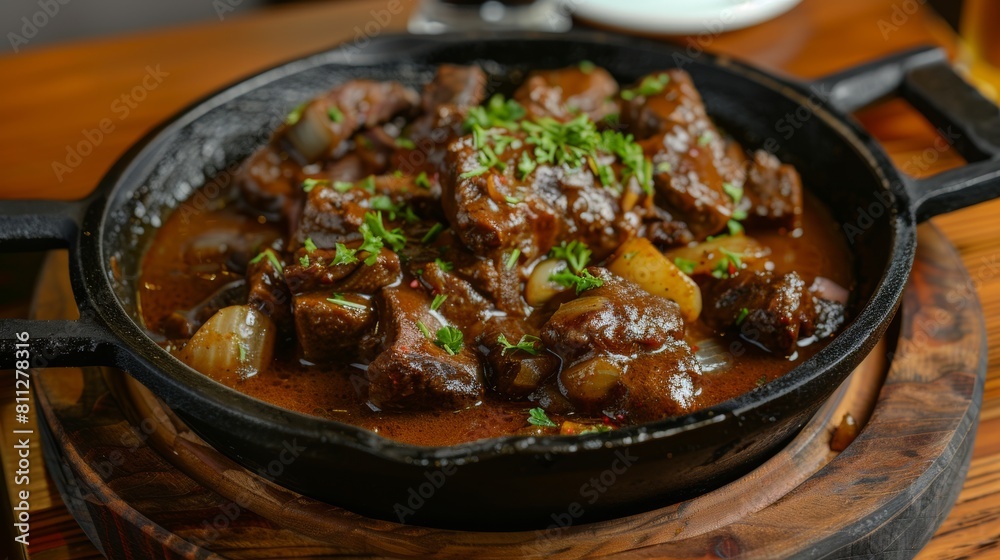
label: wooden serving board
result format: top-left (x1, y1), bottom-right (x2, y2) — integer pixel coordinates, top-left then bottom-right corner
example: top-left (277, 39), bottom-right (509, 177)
top-left (30, 224), bottom-right (984, 559)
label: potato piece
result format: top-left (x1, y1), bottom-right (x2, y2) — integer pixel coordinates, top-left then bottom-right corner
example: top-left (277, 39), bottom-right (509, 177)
top-left (607, 237), bottom-right (702, 322)
top-left (664, 235), bottom-right (770, 277)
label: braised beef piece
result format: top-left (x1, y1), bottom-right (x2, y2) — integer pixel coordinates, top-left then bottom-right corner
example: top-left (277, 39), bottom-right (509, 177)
top-left (640, 205), bottom-right (695, 249)
top-left (246, 253), bottom-right (294, 333)
top-left (479, 316), bottom-right (559, 400)
top-left (274, 80), bottom-right (419, 164)
top-left (284, 247), bottom-right (401, 295)
top-left (419, 260), bottom-right (491, 336)
top-left (441, 134), bottom-right (636, 264)
top-left (234, 145), bottom-right (302, 222)
top-left (701, 270), bottom-right (845, 355)
top-left (540, 268), bottom-right (702, 422)
top-left (404, 65), bottom-right (488, 173)
top-left (367, 287), bottom-right (484, 411)
top-left (741, 150), bottom-right (804, 230)
top-left (514, 66), bottom-right (619, 122)
top-left (293, 293), bottom-right (376, 363)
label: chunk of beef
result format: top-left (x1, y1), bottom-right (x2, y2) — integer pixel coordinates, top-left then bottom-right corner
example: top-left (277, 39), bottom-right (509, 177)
top-left (284, 247), bottom-right (401, 295)
top-left (405, 65), bottom-right (488, 172)
top-left (480, 316), bottom-right (559, 399)
top-left (540, 268), bottom-right (701, 422)
top-left (246, 253), bottom-right (293, 333)
top-left (514, 66), bottom-right (619, 122)
top-left (292, 293), bottom-right (376, 363)
top-left (702, 270), bottom-right (845, 355)
top-left (455, 254), bottom-right (527, 318)
top-left (275, 80), bottom-right (419, 164)
top-left (620, 70), bottom-right (705, 140)
top-left (441, 134), bottom-right (635, 262)
top-left (419, 260), bottom-right (491, 334)
top-left (234, 145), bottom-right (302, 221)
top-left (367, 287), bottom-right (484, 411)
top-left (741, 150), bottom-right (804, 230)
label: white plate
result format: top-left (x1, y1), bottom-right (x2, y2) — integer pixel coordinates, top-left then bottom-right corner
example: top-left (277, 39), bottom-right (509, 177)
top-left (564, 0), bottom-right (803, 35)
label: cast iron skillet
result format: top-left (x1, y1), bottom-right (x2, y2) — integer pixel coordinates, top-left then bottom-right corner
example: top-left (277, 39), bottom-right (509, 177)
top-left (2, 32), bottom-right (999, 530)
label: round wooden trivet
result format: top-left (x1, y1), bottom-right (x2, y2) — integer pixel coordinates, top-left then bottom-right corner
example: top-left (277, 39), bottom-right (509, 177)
top-left (31, 224), bottom-right (984, 559)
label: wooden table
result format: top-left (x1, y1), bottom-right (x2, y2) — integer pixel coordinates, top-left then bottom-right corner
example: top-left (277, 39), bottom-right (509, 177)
top-left (1, 0), bottom-right (997, 557)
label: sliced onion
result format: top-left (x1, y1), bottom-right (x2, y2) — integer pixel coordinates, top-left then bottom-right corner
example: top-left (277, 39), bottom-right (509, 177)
top-left (178, 305), bottom-right (276, 386)
top-left (525, 259), bottom-right (568, 307)
top-left (693, 338), bottom-right (732, 374)
top-left (809, 276), bottom-right (849, 304)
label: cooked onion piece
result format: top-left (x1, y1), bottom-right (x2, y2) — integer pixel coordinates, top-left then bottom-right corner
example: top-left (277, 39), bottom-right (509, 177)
top-left (178, 305), bottom-right (276, 385)
top-left (607, 237), bottom-right (702, 322)
top-left (664, 235), bottom-right (771, 277)
top-left (810, 276), bottom-right (849, 304)
top-left (693, 338), bottom-right (732, 374)
top-left (525, 258), bottom-right (569, 307)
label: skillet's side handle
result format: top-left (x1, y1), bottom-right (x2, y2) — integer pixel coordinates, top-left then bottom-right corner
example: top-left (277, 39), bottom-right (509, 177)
top-left (0, 199), bottom-right (120, 369)
top-left (814, 46), bottom-right (1000, 222)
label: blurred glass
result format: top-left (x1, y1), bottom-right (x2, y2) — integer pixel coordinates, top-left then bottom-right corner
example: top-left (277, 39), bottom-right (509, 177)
top-left (408, 0), bottom-right (571, 34)
top-left (958, 0), bottom-right (1000, 101)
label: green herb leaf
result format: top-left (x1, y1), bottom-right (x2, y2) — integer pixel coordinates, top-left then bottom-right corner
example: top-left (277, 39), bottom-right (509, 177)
top-left (395, 137), bottom-right (416, 150)
top-left (722, 182), bottom-right (743, 204)
top-left (528, 407), bottom-right (557, 428)
top-left (549, 240), bottom-right (592, 273)
top-left (415, 171), bottom-right (431, 189)
top-left (301, 178), bottom-right (329, 193)
top-left (505, 248), bottom-right (521, 270)
top-left (517, 151), bottom-right (538, 179)
top-left (497, 333), bottom-right (542, 356)
top-left (434, 325), bottom-right (464, 356)
top-left (727, 219), bottom-right (744, 236)
top-left (360, 175), bottom-right (376, 193)
top-left (417, 321), bottom-right (432, 339)
top-left (332, 243), bottom-right (359, 266)
top-left (327, 105), bottom-right (344, 123)
top-left (549, 266), bottom-right (603, 294)
top-left (422, 223), bottom-right (445, 245)
top-left (654, 161), bottom-right (672, 174)
top-left (736, 307), bottom-right (750, 325)
top-left (285, 102), bottom-right (307, 125)
top-left (299, 254), bottom-right (310, 267)
top-left (674, 257), bottom-right (697, 275)
top-left (250, 249), bottom-right (284, 275)
top-left (697, 131), bottom-right (714, 146)
top-left (434, 258), bottom-right (454, 272)
top-left (327, 294), bottom-right (367, 310)
top-left (430, 293), bottom-right (448, 311)
top-left (579, 60), bottom-right (596, 74)
top-left (363, 211), bottom-right (406, 252)
top-left (304, 238), bottom-right (318, 253)
top-left (333, 180), bottom-right (355, 192)
top-left (238, 342), bottom-right (248, 363)
top-left (464, 94), bottom-right (527, 131)
top-left (620, 73), bottom-right (670, 101)
top-left (732, 207), bottom-right (748, 221)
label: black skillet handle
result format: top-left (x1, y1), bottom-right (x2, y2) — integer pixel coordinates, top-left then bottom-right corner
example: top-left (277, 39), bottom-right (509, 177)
top-left (813, 46), bottom-right (1000, 222)
top-left (0, 198), bottom-right (120, 369)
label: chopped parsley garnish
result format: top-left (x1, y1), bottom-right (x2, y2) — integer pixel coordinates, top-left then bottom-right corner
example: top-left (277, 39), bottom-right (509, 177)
top-left (422, 222), bottom-right (445, 244)
top-left (362, 211), bottom-right (406, 253)
top-left (301, 178), bottom-right (329, 193)
top-left (722, 182), bottom-right (743, 204)
top-left (285, 102), bottom-right (307, 125)
top-left (238, 342), bottom-right (248, 363)
top-left (333, 180), bottom-right (355, 192)
top-left (299, 254), bottom-right (310, 267)
top-left (430, 294), bottom-right (448, 311)
top-left (599, 130), bottom-right (653, 195)
top-left (433, 325), bottom-right (464, 356)
top-left (332, 243), bottom-right (359, 266)
top-left (550, 267), bottom-right (603, 294)
top-left (727, 219), bottom-right (744, 236)
top-left (527, 407), bottom-right (557, 428)
top-left (711, 248), bottom-right (744, 279)
top-left (620, 73), bottom-right (670, 101)
top-left (736, 307), bottom-right (750, 325)
top-left (497, 334), bottom-right (542, 356)
top-left (732, 207), bottom-right (749, 221)
top-left (249, 249), bottom-right (284, 275)
top-left (504, 193), bottom-right (523, 205)
top-left (304, 237), bottom-right (318, 253)
top-left (549, 240), bottom-right (592, 273)
top-left (654, 161), bottom-right (672, 175)
top-left (517, 151), bottom-right (538, 179)
top-left (395, 137), bottom-right (416, 150)
top-left (464, 94), bottom-right (526, 131)
top-left (674, 257), bottom-right (697, 275)
top-left (697, 131), bottom-right (714, 146)
top-left (460, 141), bottom-right (506, 178)
top-left (327, 294), bottom-right (367, 310)
top-left (415, 171), bottom-right (431, 189)
top-left (524, 115), bottom-right (601, 170)
top-left (370, 195), bottom-right (409, 221)
top-left (327, 106), bottom-right (344, 123)
top-left (360, 175), bottom-right (376, 193)
top-left (579, 60), bottom-right (596, 74)
top-left (417, 321), bottom-right (432, 339)
top-left (434, 258), bottom-right (454, 272)
top-left (580, 424), bottom-right (612, 434)
top-left (505, 248), bottom-right (521, 270)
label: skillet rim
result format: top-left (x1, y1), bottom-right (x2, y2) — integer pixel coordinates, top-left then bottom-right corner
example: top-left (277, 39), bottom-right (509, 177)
top-left (78, 30), bottom-right (914, 465)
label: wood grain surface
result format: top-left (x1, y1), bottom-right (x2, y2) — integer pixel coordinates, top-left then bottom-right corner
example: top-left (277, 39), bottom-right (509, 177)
top-left (1, 0), bottom-right (999, 557)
